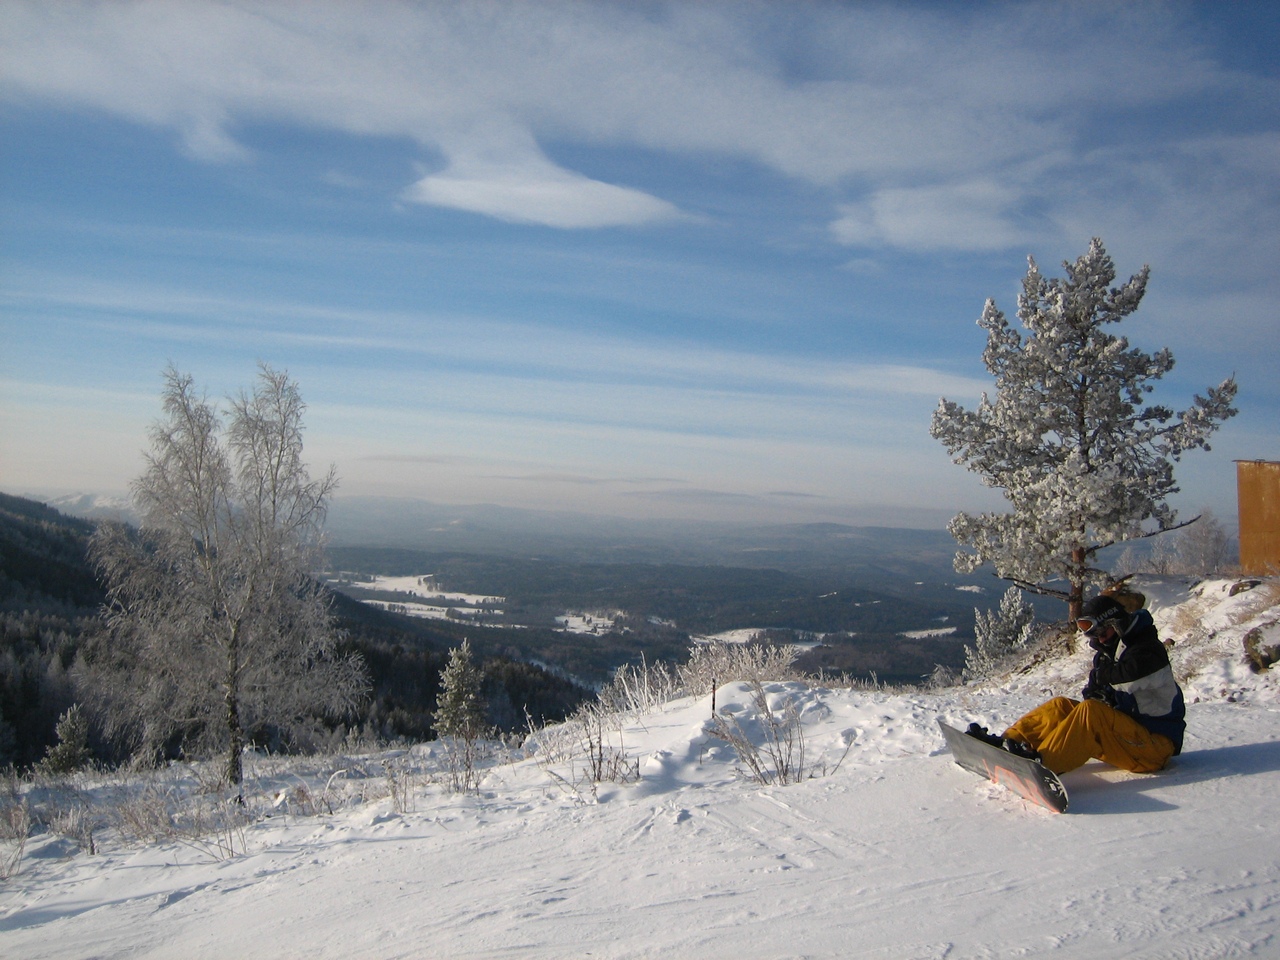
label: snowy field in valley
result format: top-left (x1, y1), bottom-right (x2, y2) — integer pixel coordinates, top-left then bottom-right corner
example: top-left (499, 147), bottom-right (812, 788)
top-left (555, 611), bottom-right (622, 635)
top-left (330, 574), bottom-right (506, 623)
top-left (2, 578), bottom-right (1278, 959)
top-left (899, 626), bottom-right (958, 639)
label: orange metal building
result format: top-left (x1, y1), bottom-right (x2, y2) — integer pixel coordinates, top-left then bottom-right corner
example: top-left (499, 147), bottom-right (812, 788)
top-left (1236, 460), bottom-right (1280, 575)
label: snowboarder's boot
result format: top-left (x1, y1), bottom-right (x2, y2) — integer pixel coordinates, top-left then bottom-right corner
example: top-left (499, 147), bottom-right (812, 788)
top-left (968, 723), bottom-right (1042, 763)
top-left (966, 723), bottom-right (1005, 748)
top-left (1001, 738), bottom-right (1041, 763)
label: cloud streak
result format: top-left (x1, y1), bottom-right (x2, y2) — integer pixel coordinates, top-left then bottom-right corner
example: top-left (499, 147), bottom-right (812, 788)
top-left (405, 154), bottom-right (682, 228)
top-left (4, 270), bottom-right (991, 403)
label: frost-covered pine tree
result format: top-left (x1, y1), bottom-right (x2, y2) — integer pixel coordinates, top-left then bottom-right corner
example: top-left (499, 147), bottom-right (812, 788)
top-left (931, 239), bottom-right (1237, 620)
top-left (964, 586), bottom-right (1036, 682)
top-left (38, 704), bottom-right (91, 775)
top-left (434, 640), bottom-right (487, 742)
top-left (433, 640), bottom-right (489, 792)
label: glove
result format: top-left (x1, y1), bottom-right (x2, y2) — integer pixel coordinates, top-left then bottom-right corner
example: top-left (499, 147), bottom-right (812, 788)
top-left (1081, 667), bottom-right (1116, 705)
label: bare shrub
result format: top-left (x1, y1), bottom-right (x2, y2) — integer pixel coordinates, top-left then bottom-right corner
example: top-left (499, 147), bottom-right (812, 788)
top-left (44, 788), bottom-right (98, 856)
top-left (270, 780), bottom-right (332, 817)
top-left (678, 640), bottom-right (802, 700)
top-left (0, 778), bottom-right (31, 879)
top-left (384, 756), bottom-right (420, 812)
top-left (581, 639), bottom-right (806, 729)
top-left (523, 712), bottom-right (582, 766)
top-left (710, 680), bottom-right (807, 786)
top-left (598, 656), bottom-right (681, 716)
top-left (530, 701), bottom-right (640, 802)
top-left (107, 772), bottom-right (249, 860)
top-left (171, 791), bottom-right (250, 861)
top-left (576, 703), bottom-right (640, 787)
top-left (111, 779), bottom-right (177, 843)
top-left (524, 640), bottom-right (806, 799)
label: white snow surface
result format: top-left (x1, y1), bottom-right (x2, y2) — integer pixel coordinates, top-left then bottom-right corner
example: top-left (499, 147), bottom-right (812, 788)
top-left (334, 575), bottom-right (506, 624)
top-left (556, 611), bottom-right (621, 635)
top-left (900, 626), bottom-right (958, 639)
top-left (4, 578), bottom-right (1279, 959)
top-left (348, 575), bottom-right (505, 607)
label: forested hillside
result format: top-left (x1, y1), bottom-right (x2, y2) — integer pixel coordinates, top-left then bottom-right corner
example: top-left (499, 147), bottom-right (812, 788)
top-left (0, 493), bottom-right (103, 768)
top-left (0, 493), bottom-right (589, 770)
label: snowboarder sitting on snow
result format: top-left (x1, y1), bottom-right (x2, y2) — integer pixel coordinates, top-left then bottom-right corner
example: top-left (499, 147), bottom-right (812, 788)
top-left (968, 594), bottom-right (1185, 775)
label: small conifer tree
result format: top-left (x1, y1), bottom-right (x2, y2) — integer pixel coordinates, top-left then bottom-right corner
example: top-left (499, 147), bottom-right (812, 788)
top-left (39, 704), bottom-right (91, 775)
top-left (434, 640), bottom-right (488, 741)
top-left (434, 641), bottom-right (489, 791)
top-left (964, 587), bottom-right (1036, 681)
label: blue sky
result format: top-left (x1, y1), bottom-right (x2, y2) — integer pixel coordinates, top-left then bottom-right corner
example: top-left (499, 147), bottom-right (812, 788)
top-left (2, 1), bottom-right (1276, 529)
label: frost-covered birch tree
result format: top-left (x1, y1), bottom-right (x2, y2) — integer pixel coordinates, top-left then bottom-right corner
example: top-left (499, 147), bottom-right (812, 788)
top-left (930, 239), bottom-right (1237, 620)
top-left (88, 365), bottom-right (367, 793)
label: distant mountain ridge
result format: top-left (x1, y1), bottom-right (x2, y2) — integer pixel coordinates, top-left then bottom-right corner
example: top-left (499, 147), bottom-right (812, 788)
top-left (38, 493), bottom-right (137, 524)
top-left (321, 495), bottom-right (967, 585)
top-left (39, 491), bottom-right (971, 584)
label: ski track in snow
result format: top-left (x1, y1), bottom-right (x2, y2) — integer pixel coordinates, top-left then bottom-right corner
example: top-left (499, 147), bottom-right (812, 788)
top-left (2, 578), bottom-right (1278, 959)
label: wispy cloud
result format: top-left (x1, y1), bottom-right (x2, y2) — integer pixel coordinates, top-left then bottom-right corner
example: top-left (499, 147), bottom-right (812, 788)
top-left (489, 472), bottom-right (687, 487)
top-left (2, 1), bottom-right (1262, 245)
top-left (831, 179), bottom-right (1036, 253)
top-left (4, 272), bottom-right (992, 403)
top-left (403, 129), bottom-right (683, 227)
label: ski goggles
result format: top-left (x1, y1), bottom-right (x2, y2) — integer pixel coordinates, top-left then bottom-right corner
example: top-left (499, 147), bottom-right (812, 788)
top-left (1076, 618), bottom-right (1106, 637)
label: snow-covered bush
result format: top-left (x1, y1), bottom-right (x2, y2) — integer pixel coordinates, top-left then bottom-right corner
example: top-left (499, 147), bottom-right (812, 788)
top-left (964, 587), bottom-right (1037, 682)
top-left (598, 656), bottom-right (682, 716)
top-left (677, 639), bottom-right (802, 700)
top-left (594, 639), bottom-right (803, 719)
top-left (528, 699), bottom-right (640, 802)
top-left (37, 704), bottom-right (91, 776)
top-left (0, 773), bottom-right (30, 879)
top-left (711, 680), bottom-right (807, 785)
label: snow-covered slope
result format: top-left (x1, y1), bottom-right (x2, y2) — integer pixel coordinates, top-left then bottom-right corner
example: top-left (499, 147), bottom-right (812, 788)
top-left (2, 578), bottom-right (1278, 959)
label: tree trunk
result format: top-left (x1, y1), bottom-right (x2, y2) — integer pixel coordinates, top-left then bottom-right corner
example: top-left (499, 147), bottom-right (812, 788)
top-left (224, 627), bottom-right (244, 801)
top-left (1068, 545), bottom-right (1087, 624)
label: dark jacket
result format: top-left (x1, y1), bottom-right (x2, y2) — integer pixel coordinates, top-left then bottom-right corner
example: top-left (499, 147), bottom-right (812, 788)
top-left (1084, 609), bottom-right (1185, 754)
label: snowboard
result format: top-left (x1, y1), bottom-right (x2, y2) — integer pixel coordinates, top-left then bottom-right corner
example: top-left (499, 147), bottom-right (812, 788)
top-left (938, 719), bottom-right (1069, 814)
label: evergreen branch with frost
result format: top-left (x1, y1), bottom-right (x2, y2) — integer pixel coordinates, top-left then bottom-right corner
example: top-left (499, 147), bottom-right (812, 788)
top-left (964, 586), bottom-right (1037, 681)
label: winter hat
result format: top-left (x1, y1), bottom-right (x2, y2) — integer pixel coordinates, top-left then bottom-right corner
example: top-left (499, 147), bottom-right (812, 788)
top-left (1078, 595), bottom-right (1129, 633)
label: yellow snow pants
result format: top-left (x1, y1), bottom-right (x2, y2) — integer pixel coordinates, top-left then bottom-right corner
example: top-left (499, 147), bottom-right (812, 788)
top-left (1003, 696), bottom-right (1175, 775)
